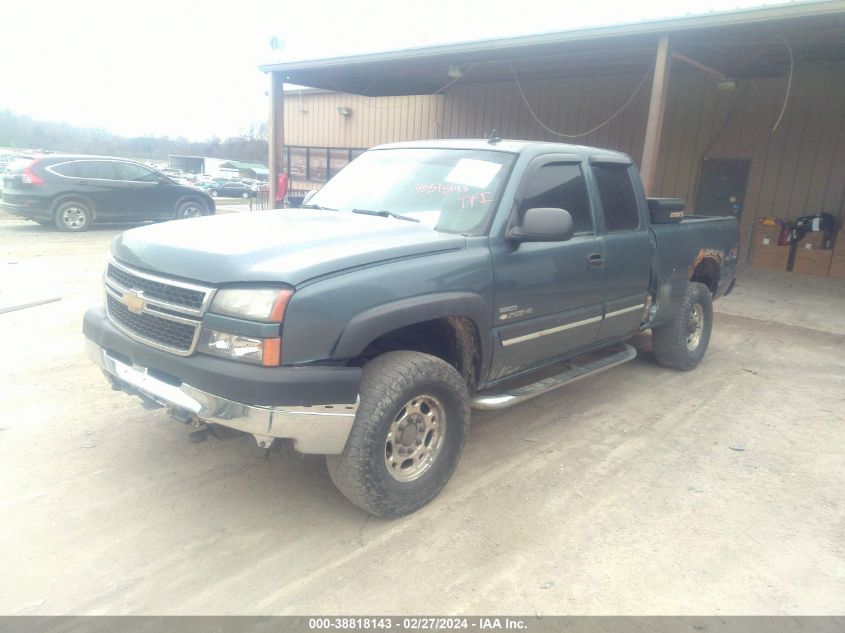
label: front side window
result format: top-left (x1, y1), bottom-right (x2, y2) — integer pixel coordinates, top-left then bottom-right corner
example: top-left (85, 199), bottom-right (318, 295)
top-left (113, 162), bottom-right (159, 182)
top-left (307, 148), bottom-right (515, 236)
top-left (519, 163), bottom-right (593, 234)
top-left (593, 165), bottom-right (640, 232)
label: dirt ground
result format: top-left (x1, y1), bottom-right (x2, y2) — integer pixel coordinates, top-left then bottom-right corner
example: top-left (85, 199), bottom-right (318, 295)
top-left (0, 212), bottom-right (843, 615)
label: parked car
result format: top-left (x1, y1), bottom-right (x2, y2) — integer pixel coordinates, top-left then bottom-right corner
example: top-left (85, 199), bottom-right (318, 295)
top-left (208, 181), bottom-right (255, 198)
top-left (83, 139), bottom-right (737, 517)
top-left (1, 155), bottom-right (215, 231)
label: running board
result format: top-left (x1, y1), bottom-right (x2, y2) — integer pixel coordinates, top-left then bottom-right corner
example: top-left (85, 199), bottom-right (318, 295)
top-left (471, 343), bottom-right (637, 411)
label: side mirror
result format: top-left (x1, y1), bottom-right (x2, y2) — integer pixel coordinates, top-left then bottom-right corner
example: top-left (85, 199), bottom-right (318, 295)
top-left (507, 207), bottom-right (575, 244)
top-left (301, 190), bottom-right (317, 206)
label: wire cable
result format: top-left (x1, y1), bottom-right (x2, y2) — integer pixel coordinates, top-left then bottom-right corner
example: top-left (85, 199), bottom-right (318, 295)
top-left (509, 63), bottom-right (652, 139)
top-left (771, 35), bottom-right (794, 133)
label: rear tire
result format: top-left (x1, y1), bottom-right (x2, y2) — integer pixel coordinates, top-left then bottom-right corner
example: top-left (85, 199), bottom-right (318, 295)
top-left (327, 351), bottom-right (470, 518)
top-left (54, 200), bottom-right (92, 232)
top-left (652, 281), bottom-right (713, 371)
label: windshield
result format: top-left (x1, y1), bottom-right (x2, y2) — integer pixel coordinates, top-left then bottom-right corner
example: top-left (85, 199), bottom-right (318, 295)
top-left (306, 148), bottom-right (515, 235)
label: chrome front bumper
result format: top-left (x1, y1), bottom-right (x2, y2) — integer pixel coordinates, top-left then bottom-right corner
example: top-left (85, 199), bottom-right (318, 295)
top-left (86, 340), bottom-right (358, 454)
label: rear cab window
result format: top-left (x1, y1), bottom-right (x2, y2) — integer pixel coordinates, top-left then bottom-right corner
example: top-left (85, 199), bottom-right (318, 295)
top-left (592, 164), bottom-right (641, 232)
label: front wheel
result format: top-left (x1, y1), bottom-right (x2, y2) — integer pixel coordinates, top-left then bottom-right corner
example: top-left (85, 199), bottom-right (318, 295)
top-left (327, 351), bottom-right (470, 518)
top-left (54, 200), bottom-right (92, 232)
top-left (652, 281), bottom-right (713, 370)
top-left (241, 191), bottom-right (249, 199)
top-left (175, 200), bottom-right (205, 220)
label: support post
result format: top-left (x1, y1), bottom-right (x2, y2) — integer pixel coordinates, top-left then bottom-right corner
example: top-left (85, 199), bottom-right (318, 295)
top-left (640, 35), bottom-right (671, 195)
top-left (268, 72), bottom-right (285, 207)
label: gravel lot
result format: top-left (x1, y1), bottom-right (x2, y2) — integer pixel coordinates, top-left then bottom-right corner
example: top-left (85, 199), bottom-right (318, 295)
top-left (1, 211), bottom-right (843, 615)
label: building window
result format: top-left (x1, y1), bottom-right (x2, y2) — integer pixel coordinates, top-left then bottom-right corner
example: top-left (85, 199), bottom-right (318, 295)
top-left (285, 145), bottom-right (365, 182)
top-left (309, 149), bottom-right (328, 181)
top-left (288, 147), bottom-right (308, 180)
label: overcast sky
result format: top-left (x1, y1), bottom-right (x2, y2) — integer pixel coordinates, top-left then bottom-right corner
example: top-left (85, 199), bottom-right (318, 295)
top-left (3, 0), bottom-right (781, 141)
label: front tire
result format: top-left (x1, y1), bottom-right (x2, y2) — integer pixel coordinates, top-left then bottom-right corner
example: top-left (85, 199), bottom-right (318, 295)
top-left (54, 200), bottom-right (92, 232)
top-left (652, 281), bottom-right (713, 370)
top-left (241, 191), bottom-right (249, 199)
top-left (175, 200), bottom-right (205, 219)
top-left (327, 351), bottom-right (470, 518)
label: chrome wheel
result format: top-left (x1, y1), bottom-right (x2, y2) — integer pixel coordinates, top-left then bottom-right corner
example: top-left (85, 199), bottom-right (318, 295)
top-left (385, 395), bottom-right (446, 483)
top-left (62, 206), bottom-right (87, 229)
top-left (179, 203), bottom-right (202, 218)
top-left (686, 303), bottom-right (704, 351)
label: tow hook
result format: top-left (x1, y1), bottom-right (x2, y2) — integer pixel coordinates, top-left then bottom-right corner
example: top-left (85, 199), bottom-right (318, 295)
top-left (252, 434), bottom-right (276, 449)
top-left (168, 407), bottom-right (198, 425)
top-left (168, 407), bottom-right (247, 443)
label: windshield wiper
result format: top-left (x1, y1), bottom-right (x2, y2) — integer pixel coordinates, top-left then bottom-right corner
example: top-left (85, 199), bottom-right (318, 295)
top-left (300, 203), bottom-right (338, 211)
top-left (351, 209), bottom-right (420, 223)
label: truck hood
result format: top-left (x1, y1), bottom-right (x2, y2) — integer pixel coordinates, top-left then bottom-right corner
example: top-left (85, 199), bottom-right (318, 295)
top-left (111, 209), bottom-right (467, 286)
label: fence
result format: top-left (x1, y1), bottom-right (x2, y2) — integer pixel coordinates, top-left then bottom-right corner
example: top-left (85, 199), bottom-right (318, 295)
top-left (249, 187), bottom-right (271, 211)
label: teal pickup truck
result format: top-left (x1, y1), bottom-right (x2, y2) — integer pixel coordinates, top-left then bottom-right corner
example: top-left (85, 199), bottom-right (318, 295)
top-left (84, 139), bottom-right (737, 517)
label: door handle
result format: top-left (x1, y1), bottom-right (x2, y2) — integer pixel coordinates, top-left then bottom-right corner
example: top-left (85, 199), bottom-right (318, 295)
top-left (587, 253), bottom-right (605, 269)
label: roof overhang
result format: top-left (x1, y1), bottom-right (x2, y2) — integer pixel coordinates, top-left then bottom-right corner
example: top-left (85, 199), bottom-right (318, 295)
top-left (260, 1), bottom-right (845, 96)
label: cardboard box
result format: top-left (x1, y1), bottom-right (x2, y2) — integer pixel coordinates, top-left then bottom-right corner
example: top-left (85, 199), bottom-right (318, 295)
top-left (829, 251), bottom-right (845, 279)
top-left (798, 231), bottom-right (828, 250)
top-left (752, 245), bottom-right (790, 272)
top-left (752, 224), bottom-right (784, 249)
top-left (792, 248), bottom-right (833, 276)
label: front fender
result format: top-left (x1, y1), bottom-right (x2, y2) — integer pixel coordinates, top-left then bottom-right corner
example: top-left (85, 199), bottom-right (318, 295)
top-left (332, 291), bottom-right (491, 368)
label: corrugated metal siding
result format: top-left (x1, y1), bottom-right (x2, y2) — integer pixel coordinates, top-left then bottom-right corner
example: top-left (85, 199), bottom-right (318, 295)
top-left (283, 91), bottom-right (444, 148)
top-left (439, 72), bottom-right (652, 158)
top-left (282, 62), bottom-right (845, 258)
top-left (654, 62), bottom-right (845, 258)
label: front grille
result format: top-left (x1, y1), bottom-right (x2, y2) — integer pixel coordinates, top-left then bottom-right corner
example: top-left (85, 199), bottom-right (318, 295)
top-left (107, 264), bottom-right (205, 310)
top-left (107, 295), bottom-right (197, 352)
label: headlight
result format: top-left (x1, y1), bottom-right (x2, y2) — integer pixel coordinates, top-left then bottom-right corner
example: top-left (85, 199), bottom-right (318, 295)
top-left (210, 287), bottom-right (292, 322)
top-left (200, 329), bottom-right (281, 366)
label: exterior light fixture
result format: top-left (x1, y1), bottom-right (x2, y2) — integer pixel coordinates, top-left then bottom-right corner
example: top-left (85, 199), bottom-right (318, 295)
top-left (448, 64), bottom-right (464, 78)
top-left (337, 106), bottom-right (352, 117)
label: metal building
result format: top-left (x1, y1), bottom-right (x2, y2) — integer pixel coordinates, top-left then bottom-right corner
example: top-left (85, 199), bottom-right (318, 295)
top-left (260, 1), bottom-right (845, 263)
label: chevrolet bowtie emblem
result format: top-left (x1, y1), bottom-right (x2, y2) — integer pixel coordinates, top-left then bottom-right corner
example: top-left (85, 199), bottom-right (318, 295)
top-left (122, 290), bottom-right (146, 314)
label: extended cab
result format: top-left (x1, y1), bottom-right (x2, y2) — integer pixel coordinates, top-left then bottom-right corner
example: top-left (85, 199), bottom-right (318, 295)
top-left (83, 140), bottom-right (737, 517)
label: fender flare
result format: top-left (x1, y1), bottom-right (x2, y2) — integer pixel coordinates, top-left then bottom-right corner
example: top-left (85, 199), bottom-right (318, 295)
top-left (332, 292), bottom-right (492, 377)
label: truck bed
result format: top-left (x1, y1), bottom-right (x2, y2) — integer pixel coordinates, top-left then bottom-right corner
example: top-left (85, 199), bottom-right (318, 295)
top-left (649, 215), bottom-right (738, 327)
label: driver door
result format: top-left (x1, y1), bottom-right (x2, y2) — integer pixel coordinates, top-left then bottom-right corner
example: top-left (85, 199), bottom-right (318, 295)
top-left (489, 158), bottom-right (605, 381)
